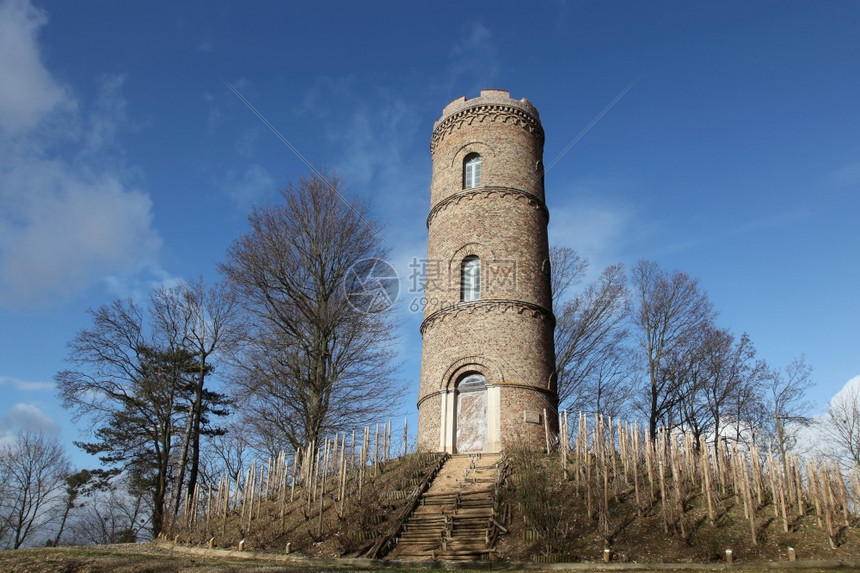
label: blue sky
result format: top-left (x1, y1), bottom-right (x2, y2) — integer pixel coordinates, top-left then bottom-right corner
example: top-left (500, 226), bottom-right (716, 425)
top-left (1, 0), bottom-right (858, 466)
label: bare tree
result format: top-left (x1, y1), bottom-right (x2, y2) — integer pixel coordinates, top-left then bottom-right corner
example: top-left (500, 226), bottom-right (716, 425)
top-left (69, 475), bottom-right (147, 545)
top-left (222, 171), bottom-right (401, 453)
top-left (549, 246), bottom-right (588, 305)
top-left (631, 260), bottom-right (715, 438)
top-left (554, 263), bottom-right (632, 414)
top-left (820, 381), bottom-right (860, 466)
top-left (767, 355), bottom-right (814, 468)
top-left (664, 326), bottom-right (710, 439)
top-left (582, 344), bottom-right (637, 420)
top-left (668, 327), bottom-right (768, 458)
top-left (0, 431), bottom-right (70, 549)
top-left (701, 330), bottom-right (768, 449)
top-left (199, 419), bottom-right (252, 486)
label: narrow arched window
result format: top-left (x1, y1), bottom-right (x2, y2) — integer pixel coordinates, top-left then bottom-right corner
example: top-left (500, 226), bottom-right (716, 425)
top-left (463, 154), bottom-right (481, 189)
top-left (461, 256), bottom-right (481, 301)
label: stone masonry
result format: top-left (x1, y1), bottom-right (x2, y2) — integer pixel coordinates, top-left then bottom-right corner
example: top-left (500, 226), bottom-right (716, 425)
top-left (417, 90), bottom-right (559, 453)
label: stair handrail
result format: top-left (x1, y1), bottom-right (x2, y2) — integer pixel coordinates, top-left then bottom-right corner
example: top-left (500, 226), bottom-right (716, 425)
top-left (363, 452), bottom-right (450, 559)
top-left (485, 452), bottom-right (511, 550)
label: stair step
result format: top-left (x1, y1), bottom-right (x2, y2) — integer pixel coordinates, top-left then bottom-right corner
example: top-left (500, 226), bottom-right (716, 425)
top-left (385, 453), bottom-right (505, 562)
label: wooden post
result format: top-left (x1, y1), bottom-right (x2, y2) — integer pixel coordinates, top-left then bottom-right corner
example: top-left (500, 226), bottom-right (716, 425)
top-left (793, 454), bottom-right (805, 517)
top-left (645, 431), bottom-right (655, 504)
top-left (658, 441), bottom-right (669, 534)
top-left (609, 416), bottom-right (619, 500)
top-left (387, 420), bottom-right (392, 462)
top-left (725, 549), bottom-right (733, 564)
top-left (743, 457), bottom-right (757, 545)
top-left (246, 463), bottom-right (255, 534)
top-left (701, 436), bottom-right (715, 525)
top-left (339, 436), bottom-right (348, 515)
top-left (279, 455), bottom-right (288, 524)
top-left (586, 451), bottom-right (593, 519)
top-left (670, 439), bottom-right (686, 539)
top-left (822, 461), bottom-right (837, 548)
top-left (350, 430), bottom-right (356, 472)
top-left (543, 408), bottom-right (551, 453)
top-left (750, 446), bottom-right (763, 507)
top-left (290, 448), bottom-right (299, 503)
top-left (371, 423), bottom-right (378, 473)
top-left (833, 460), bottom-right (850, 527)
top-left (633, 432), bottom-right (642, 516)
top-left (318, 438), bottom-right (328, 538)
top-left (809, 459), bottom-right (823, 528)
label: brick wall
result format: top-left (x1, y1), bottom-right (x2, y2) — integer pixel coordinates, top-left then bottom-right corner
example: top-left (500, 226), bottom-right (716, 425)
top-left (417, 90), bottom-right (559, 451)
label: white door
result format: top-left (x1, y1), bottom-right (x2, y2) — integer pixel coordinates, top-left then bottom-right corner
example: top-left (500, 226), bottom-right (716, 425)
top-left (455, 374), bottom-right (487, 453)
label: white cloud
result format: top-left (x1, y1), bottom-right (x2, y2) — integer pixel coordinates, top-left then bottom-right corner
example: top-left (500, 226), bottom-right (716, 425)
top-left (797, 375), bottom-right (860, 462)
top-left (0, 0), bottom-right (167, 309)
top-left (0, 160), bottom-right (163, 308)
top-left (832, 375), bottom-right (860, 400)
top-left (0, 0), bottom-right (69, 134)
top-left (0, 375), bottom-right (54, 392)
top-left (0, 403), bottom-right (60, 440)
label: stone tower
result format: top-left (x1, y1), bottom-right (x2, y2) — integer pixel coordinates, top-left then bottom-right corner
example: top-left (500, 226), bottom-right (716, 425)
top-left (416, 89), bottom-right (558, 453)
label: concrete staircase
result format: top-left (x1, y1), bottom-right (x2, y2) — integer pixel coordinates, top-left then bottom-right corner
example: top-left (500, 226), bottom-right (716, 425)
top-left (388, 453), bottom-right (502, 561)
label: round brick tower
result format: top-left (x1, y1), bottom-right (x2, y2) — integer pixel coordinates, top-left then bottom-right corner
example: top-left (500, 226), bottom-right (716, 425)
top-left (416, 89), bottom-right (558, 453)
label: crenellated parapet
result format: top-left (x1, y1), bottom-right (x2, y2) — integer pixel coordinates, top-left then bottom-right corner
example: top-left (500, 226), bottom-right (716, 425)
top-left (430, 90), bottom-right (544, 154)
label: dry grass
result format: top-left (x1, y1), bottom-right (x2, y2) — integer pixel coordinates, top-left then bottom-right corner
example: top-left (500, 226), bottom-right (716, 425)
top-left (161, 451), bottom-right (444, 558)
top-left (495, 444), bottom-right (860, 564)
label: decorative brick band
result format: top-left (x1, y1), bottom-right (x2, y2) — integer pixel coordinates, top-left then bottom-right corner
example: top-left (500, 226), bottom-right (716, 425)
top-left (420, 299), bottom-right (555, 336)
top-left (430, 104), bottom-right (544, 154)
top-left (426, 186), bottom-right (548, 228)
top-left (417, 383), bottom-right (557, 409)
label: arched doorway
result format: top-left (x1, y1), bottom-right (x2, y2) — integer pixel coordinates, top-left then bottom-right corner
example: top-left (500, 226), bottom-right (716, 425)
top-left (455, 373), bottom-right (487, 453)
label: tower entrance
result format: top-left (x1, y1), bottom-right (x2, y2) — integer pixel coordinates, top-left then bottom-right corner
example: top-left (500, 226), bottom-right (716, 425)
top-left (455, 373), bottom-right (487, 453)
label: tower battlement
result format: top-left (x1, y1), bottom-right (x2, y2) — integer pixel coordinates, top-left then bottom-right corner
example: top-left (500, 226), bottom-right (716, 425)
top-left (437, 89), bottom-right (539, 126)
top-left (431, 91), bottom-right (544, 155)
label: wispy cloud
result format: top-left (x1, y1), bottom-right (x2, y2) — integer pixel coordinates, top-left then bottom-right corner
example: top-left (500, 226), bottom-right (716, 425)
top-left (221, 163), bottom-right (276, 208)
top-left (0, 375), bottom-right (54, 392)
top-left (0, 0), bottom-right (170, 309)
top-left (548, 182), bottom-right (636, 273)
top-left (827, 160), bottom-right (860, 187)
top-left (446, 23), bottom-right (500, 95)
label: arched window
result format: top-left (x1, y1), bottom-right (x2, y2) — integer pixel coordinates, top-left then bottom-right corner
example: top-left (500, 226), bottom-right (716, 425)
top-left (461, 256), bottom-right (481, 302)
top-left (463, 154), bottom-right (481, 189)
